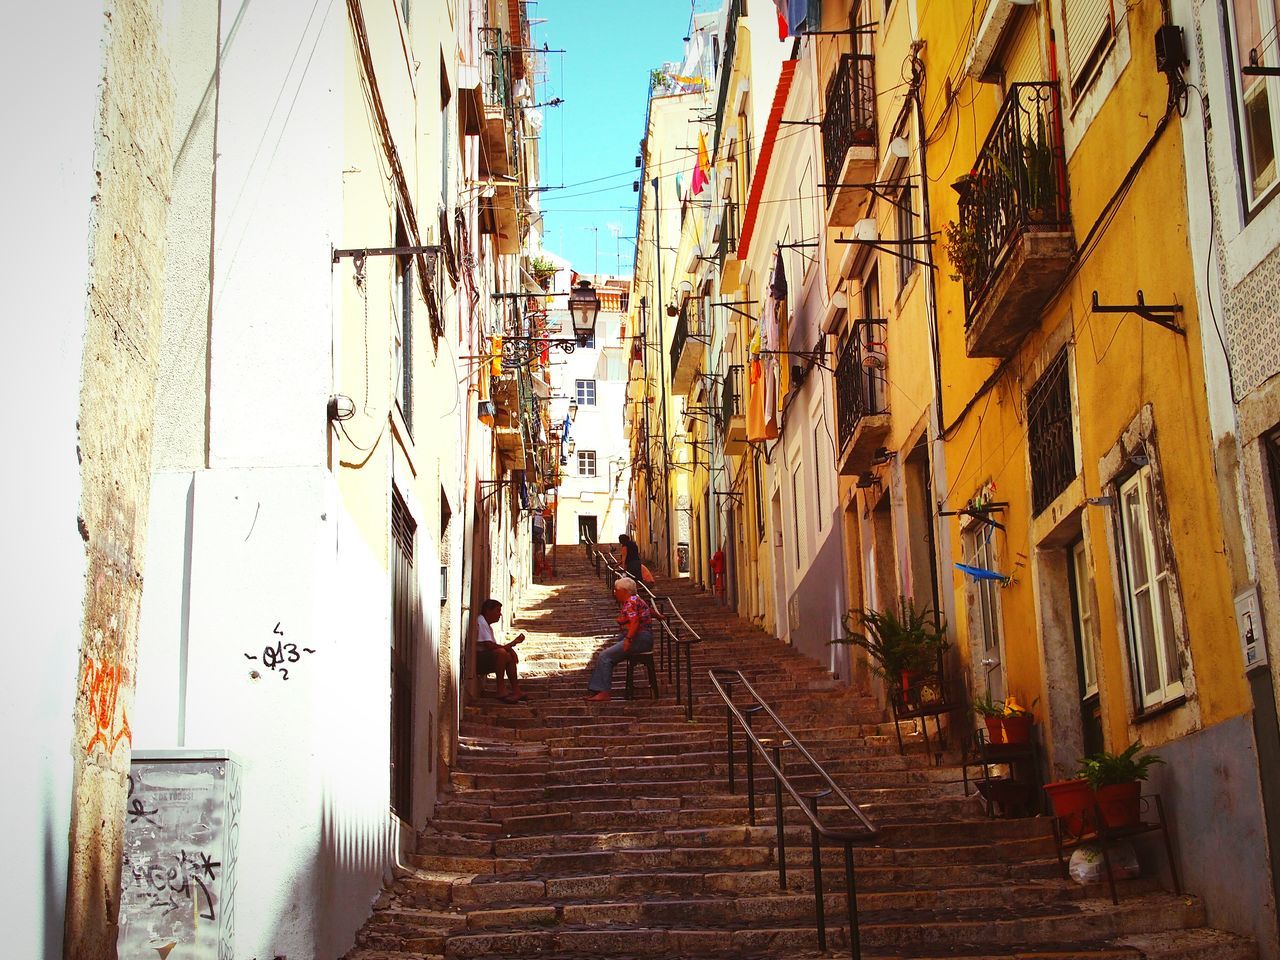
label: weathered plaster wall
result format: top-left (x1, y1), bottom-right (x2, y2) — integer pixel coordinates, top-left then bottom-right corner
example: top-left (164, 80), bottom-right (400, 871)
top-left (0, 4), bottom-right (106, 956)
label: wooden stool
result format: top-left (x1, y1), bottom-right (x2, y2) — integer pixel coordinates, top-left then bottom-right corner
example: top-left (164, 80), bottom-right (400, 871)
top-left (624, 652), bottom-right (659, 700)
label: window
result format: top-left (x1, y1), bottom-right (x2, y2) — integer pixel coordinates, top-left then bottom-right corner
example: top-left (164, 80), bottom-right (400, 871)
top-left (813, 419), bottom-right (827, 531)
top-left (581, 331), bottom-right (596, 349)
top-left (1069, 538), bottom-right (1104, 755)
top-left (620, 292), bottom-right (630, 313)
top-left (964, 525), bottom-right (1004, 700)
top-left (896, 184), bottom-right (916, 290)
top-left (1116, 464), bottom-right (1185, 710)
top-left (1027, 349), bottom-right (1076, 514)
top-left (1062, 0), bottom-right (1115, 96)
top-left (396, 216), bottom-right (413, 434)
top-left (791, 463), bottom-right (804, 569)
top-left (577, 450), bottom-right (597, 477)
top-left (753, 454), bottom-right (766, 542)
top-left (1227, 0), bottom-right (1280, 206)
top-left (576, 379), bottom-right (597, 405)
top-left (390, 486), bottom-right (417, 820)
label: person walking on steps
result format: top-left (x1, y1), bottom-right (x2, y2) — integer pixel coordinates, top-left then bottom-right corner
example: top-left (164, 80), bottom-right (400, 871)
top-left (615, 533), bottom-right (643, 581)
top-left (584, 577), bottom-right (653, 702)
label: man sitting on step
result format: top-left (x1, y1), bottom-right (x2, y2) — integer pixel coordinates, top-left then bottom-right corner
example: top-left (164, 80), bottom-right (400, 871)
top-left (584, 577), bottom-right (654, 703)
top-left (476, 598), bottom-right (526, 703)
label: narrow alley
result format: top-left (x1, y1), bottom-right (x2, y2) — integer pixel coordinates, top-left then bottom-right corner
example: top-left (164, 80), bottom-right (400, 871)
top-left (347, 551), bottom-right (1250, 960)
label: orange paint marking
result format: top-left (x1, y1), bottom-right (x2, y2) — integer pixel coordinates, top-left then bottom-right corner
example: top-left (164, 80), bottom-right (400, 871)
top-left (81, 658), bottom-right (132, 755)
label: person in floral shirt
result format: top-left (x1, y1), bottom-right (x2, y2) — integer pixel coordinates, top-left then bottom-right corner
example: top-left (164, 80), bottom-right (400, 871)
top-left (584, 577), bottom-right (655, 702)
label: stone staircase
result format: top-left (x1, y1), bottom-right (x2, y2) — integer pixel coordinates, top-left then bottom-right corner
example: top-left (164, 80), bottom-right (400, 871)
top-left (346, 550), bottom-right (1254, 959)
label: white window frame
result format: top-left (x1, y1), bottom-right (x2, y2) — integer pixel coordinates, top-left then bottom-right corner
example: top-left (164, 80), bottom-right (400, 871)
top-left (1116, 465), bottom-right (1186, 710)
top-left (575, 379), bottom-right (597, 405)
top-left (1070, 539), bottom-right (1099, 698)
top-left (1225, 0), bottom-right (1280, 210)
top-left (577, 450), bottom-right (597, 477)
top-left (963, 522), bottom-right (1004, 701)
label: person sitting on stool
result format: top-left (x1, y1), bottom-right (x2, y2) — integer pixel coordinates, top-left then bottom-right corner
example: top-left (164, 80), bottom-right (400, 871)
top-left (585, 577), bottom-right (654, 702)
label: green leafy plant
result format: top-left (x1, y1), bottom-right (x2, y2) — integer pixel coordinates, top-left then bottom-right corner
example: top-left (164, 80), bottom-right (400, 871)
top-left (942, 219), bottom-right (983, 286)
top-left (528, 255), bottom-right (558, 287)
top-left (971, 690), bottom-right (1005, 718)
top-left (1021, 113), bottom-right (1056, 219)
top-left (1077, 741), bottom-right (1164, 789)
top-left (829, 597), bottom-right (948, 681)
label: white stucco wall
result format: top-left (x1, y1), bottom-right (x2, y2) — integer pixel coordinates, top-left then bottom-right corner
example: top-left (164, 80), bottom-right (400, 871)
top-left (0, 7), bottom-right (104, 957)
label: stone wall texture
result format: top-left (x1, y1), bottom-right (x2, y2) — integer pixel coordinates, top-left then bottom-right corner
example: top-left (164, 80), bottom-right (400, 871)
top-left (64, 0), bottom-right (173, 955)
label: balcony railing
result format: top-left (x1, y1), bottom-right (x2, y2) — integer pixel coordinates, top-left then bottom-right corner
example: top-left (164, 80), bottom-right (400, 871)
top-left (479, 27), bottom-right (509, 110)
top-left (821, 53), bottom-right (876, 203)
top-left (958, 82), bottom-right (1069, 318)
top-left (835, 321), bottom-right (888, 453)
top-left (671, 298), bottom-right (694, 374)
top-left (719, 200), bottom-right (739, 262)
top-left (713, 0), bottom-right (744, 139)
top-left (720, 364), bottom-right (743, 436)
top-left (1027, 349), bottom-right (1075, 514)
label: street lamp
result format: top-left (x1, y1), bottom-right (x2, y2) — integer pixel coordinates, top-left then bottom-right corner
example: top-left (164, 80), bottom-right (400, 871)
top-left (567, 279), bottom-right (601, 346)
top-left (568, 401), bottom-right (579, 422)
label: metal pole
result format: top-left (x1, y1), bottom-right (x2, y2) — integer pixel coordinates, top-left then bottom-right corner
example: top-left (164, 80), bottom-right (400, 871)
top-left (745, 711), bottom-right (756, 825)
top-left (844, 841), bottom-right (861, 960)
top-left (726, 698), bottom-right (736, 793)
top-left (684, 642), bottom-right (694, 721)
top-left (773, 744), bottom-right (787, 890)
top-left (810, 795), bottom-right (827, 953)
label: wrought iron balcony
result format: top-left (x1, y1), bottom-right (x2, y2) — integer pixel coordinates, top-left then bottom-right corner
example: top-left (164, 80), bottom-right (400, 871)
top-left (834, 321), bottom-right (890, 476)
top-left (821, 52), bottom-right (877, 226)
top-left (478, 26), bottom-right (513, 176)
top-left (719, 200), bottom-right (738, 263)
top-left (670, 298), bottom-right (705, 396)
top-left (720, 364), bottom-right (747, 455)
top-left (958, 82), bottom-right (1074, 357)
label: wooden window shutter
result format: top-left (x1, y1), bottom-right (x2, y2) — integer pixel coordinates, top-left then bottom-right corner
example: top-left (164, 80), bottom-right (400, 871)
top-left (1001, 9), bottom-right (1043, 85)
top-left (1063, 0), bottom-right (1113, 86)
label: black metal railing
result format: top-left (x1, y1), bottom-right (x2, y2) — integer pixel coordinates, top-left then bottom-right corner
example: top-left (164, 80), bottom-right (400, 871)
top-left (821, 53), bottom-right (877, 202)
top-left (720, 364), bottom-right (743, 437)
top-left (713, 0), bottom-right (745, 142)
top-left (719, 200), bottom-right (739, 262)
top-left (588, 540), bottom-right (701, 721)
top-left (709, 669), bottom-right (877, 960)
top-left (834, 321), bottom-right (888, 452)
top-left (1027, 348), bottom-right (1075, 514)
top-left (958, 82), bottom-right (1069, 317)
top-left (670, 298), bottom-right (695, 374)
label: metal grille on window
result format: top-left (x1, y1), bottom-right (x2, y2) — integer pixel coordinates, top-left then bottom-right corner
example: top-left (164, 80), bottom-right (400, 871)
top-left (1027, 349), bottom-right (1075, 514)
top-left (389, 487), bottom-right (417, 821)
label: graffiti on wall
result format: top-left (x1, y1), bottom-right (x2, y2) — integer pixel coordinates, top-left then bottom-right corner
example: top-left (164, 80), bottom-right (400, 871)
top-left (118, 757), bottom-right (240, 959)
top-left (80, 657), bottom-right (132, 755)
top-left (244, 621), bottom-right (315, 680)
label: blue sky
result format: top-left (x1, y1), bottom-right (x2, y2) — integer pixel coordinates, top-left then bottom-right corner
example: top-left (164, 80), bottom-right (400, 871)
top-left (531, 0), bottom-right (712, 276)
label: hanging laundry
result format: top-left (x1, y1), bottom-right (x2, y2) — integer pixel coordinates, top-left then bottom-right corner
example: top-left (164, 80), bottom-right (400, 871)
top-left (691, 132), bottom-right (711, 196)
top-left (770, 247), bottom-right (788, 301)
top-left (774, 0), bottom-right (820, 38)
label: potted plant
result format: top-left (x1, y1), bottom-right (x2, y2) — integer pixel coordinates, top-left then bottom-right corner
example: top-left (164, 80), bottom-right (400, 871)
top-left (942, 219), bottom-right (983, 287)
top-left (1021, 114), bottom-right (1056, 223)
top-left (972, 691), bottom-right (1005, 745)
top-left (1044, 776), bottom-right (1094, 837)
top-left (1078, 741), bottom-right (1164, 829)
top-left (1000, 695), bottom-right (1037, 746)
top-left (831, 598), bottom-right (948, 698)
top-left (528, 255), bottom-right (558, 289)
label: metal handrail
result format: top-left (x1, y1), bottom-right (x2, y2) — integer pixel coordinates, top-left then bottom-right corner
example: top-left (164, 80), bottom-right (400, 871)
top-left (584, 537), bottom-right (702, 720)
top-left (707, 668), bottom-right (877, 960)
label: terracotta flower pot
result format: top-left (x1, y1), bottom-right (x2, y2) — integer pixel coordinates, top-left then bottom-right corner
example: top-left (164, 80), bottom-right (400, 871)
top-left (1001, 714), bottom-right (1032, 745)
top-left (1095, 781), bottom-right (1143, 829)
top-left (983, 715), bottom-right (1005, 745)
top-left (1044, 778), bottom-right (1094, 835)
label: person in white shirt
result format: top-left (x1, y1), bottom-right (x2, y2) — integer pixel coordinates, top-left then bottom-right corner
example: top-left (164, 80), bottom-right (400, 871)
top-left (476, 598), bottom-right (526, 702)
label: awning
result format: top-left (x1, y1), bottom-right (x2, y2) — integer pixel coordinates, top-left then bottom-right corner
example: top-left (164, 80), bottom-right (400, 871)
top-left (737, 59), bottom-right (798, 261)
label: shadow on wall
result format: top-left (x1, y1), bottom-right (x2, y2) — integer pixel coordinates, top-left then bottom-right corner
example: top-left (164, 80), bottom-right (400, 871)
top-left (316, 783), bottom-right (399, 957)
top-left (42, 775), bottom-right (64, 959)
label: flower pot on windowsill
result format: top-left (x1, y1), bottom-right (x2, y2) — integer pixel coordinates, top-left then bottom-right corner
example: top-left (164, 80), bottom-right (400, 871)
top-left (1095, 781), bottom-right (1143, 829)
top-left (1045, 778), bottom-right (1094, 836)
top-left (852, 127), bottom-right (875, 146)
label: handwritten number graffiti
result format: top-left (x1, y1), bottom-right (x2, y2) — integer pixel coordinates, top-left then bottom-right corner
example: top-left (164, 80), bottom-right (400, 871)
top-left (245, 624), bottom-right (314, 680)
top-left (125, 848), bottom-right (221, 921)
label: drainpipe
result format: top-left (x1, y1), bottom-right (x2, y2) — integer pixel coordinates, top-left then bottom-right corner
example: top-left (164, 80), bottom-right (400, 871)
top-left (652, 176), bottom-right (674, 574)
